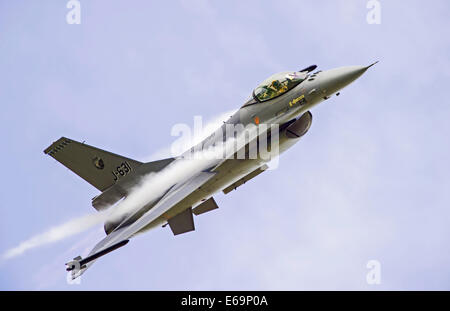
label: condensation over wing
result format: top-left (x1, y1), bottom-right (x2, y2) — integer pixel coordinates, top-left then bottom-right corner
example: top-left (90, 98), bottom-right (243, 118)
top-left (92, 158), bottom-right (176, 211)
top-left (67, 170), bottom-right (217, 279)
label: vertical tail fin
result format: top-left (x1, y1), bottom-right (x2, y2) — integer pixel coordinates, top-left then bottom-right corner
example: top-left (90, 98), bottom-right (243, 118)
top-left (44, 137), bottom-right (143, 191)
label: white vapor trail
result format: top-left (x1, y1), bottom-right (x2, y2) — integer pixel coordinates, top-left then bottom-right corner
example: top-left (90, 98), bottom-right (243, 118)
top-left (108, 156), bottom-right (218, 223)
top-left (1, 110), bottom-right (236, 260)
top-left (2, 212), bottom-right (108, 259)
top-left (145, 110), bottom-right (237, 161)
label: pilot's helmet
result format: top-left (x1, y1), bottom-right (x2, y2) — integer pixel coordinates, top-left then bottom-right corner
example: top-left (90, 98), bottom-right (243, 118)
top-left (271, 80), bottom-right (281, 89)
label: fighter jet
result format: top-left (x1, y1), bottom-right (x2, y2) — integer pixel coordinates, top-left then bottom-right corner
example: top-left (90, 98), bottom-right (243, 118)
top-left (44, 63), bottom-right (376, 279)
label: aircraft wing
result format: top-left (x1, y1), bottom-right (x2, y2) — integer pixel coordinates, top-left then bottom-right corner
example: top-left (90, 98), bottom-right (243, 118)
top-left (66, 170), bottom-right (216, 279)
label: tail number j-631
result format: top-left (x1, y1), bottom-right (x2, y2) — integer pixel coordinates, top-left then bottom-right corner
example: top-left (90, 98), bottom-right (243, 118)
top-left (112, 161), bottom-right (132, 181)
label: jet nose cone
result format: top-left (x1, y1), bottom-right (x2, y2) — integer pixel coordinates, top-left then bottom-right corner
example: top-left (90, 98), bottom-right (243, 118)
top-left (320, 63), bottom-right (376, 96)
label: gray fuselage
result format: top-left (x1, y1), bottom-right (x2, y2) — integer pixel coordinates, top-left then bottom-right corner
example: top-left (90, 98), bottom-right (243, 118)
top-left (134, 64), bottom-right (373, 234)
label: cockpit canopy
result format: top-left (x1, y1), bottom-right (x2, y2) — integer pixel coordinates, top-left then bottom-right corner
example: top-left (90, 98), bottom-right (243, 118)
top-left (253, 71), bottom-right (307, 102)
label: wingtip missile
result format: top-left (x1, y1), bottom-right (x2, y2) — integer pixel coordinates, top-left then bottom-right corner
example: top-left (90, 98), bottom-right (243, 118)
top-left (65, 256), bottom-right (82, 271)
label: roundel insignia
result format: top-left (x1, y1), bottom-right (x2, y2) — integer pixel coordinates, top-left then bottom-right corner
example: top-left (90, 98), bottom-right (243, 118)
top-left (93, 157), bottom-right (105, 170)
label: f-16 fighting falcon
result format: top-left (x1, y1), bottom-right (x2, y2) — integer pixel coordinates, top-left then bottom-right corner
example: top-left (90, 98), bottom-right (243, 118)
top-left (44, 63), bottom-right (376, 279)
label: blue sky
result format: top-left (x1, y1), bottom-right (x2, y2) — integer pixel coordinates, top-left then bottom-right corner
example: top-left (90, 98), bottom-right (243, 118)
top-left (1, 0), bottom-right (449, 290)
